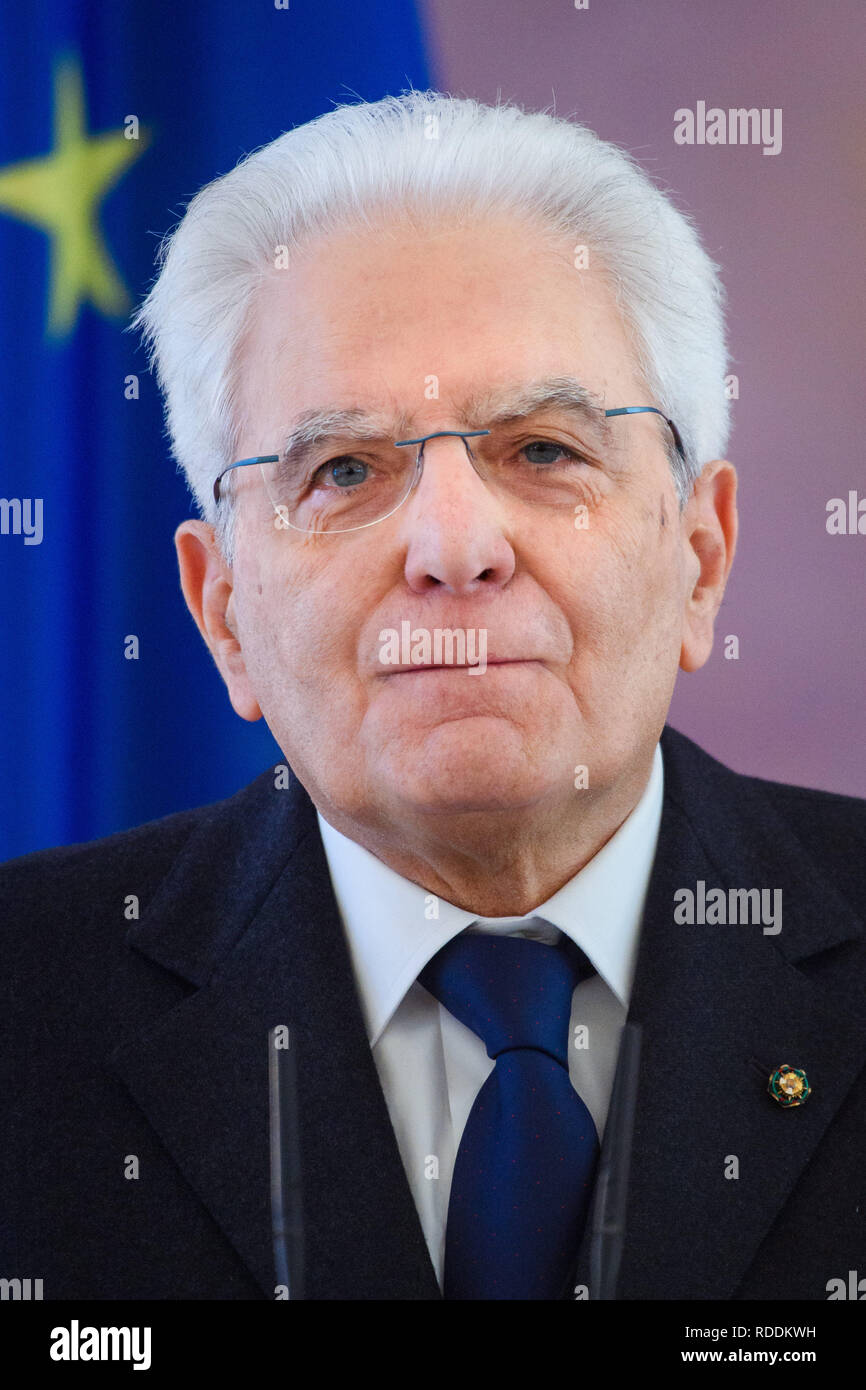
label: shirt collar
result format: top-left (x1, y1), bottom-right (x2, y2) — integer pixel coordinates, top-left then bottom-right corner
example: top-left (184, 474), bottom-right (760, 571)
top-left (317, 741), bottom-right (664, 1044)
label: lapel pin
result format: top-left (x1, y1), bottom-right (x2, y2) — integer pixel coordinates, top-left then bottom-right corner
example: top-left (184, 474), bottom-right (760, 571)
top-left (768, 1064), bottom-right (811, 1107)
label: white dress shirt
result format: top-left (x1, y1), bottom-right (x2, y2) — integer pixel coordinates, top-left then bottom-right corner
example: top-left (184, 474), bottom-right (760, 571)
top-left (316, 742), bottom-right (664, 1288)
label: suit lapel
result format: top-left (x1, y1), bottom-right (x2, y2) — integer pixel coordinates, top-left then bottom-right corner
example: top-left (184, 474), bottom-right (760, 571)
top-left (109, 731), bottom-right (866, 1302)
top-left (575, 727), bottom-right (866, 1299)
top-left (109, 773), bottom-right (440, 1300)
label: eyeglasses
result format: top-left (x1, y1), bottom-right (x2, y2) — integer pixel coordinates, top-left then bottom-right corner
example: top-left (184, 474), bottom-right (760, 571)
top-left (213, 405), bottom-right (685, 535)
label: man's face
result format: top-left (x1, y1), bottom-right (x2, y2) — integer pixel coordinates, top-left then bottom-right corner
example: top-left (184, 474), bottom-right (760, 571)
top-left (192, 211), bottom-right (731, 837)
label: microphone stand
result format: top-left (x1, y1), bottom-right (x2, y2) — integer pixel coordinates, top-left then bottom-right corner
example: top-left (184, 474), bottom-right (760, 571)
top-left (589, 1021), bottom-right (642, 1300)
top-left (268, 1026), bottom-right (305, 1299)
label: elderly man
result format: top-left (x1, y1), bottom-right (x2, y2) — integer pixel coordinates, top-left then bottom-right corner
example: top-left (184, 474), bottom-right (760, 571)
top-left (3, 91), bottom-right (865, 1303)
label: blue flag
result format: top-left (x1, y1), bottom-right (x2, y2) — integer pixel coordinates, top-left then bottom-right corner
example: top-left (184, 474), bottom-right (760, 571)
top-left (0, 1), bottom-right (431, 859)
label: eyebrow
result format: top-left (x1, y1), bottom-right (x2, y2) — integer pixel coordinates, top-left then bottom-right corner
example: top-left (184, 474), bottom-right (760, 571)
top-left (462, 376), bottom-right (611, 435)
top-left (276, 375), bottom-right (612, 470)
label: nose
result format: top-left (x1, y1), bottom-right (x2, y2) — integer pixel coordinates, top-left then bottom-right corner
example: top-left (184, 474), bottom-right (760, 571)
top-left (399, 432), bottom-right (516, 596)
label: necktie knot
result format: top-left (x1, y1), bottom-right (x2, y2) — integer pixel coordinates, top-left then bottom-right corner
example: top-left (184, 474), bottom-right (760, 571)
top-left (419, 930), bottom-right (594, 1066)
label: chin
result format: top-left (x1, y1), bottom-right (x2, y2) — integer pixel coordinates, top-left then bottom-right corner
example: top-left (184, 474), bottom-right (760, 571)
top-left (375, 718), bottom-right (566, 816)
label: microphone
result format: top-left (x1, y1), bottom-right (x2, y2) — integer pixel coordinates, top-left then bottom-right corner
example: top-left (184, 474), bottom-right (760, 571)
top-left (268, 1025), bottom-right (305, 1299)
top-left (589, 1021), bottom-right (642, 1300)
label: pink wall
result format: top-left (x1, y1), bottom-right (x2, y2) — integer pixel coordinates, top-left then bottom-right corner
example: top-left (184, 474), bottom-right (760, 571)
top-left (420, 0), bottom-right (866, 795)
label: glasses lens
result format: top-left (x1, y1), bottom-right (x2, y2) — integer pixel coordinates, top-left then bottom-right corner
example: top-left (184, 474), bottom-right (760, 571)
top-left (468, 416), bottom-right (614, 507)
top-left (255, 411), bottom-right (627, 532)
top-left (259, 446), bottom-right (416, 533)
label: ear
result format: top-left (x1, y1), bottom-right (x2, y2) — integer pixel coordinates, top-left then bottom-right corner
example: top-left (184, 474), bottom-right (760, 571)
top-left (679, 460), bottom-right (738, 673)
top-left (175, 520), bottom-right (263, 721)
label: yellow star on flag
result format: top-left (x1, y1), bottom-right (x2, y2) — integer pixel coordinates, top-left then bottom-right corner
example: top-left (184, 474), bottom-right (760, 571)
top-left (0, 52), bottom-right (149, 337)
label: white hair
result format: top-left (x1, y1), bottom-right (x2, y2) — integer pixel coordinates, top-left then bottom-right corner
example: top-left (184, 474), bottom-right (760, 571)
top-left (130, 89), bottom-right (730, 561)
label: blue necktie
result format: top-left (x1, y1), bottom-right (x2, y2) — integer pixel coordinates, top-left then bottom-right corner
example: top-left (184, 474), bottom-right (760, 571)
top-left (420, 931), bottom-right (599, 1300)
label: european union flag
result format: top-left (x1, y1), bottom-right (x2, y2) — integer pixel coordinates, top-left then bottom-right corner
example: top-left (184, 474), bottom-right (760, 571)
top-left (0, 1), bottom-right (431, 859)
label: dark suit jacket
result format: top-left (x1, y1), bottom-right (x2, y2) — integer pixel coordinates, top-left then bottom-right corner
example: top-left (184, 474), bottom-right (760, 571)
top-left (2, 726), bottom-right (865, 1300)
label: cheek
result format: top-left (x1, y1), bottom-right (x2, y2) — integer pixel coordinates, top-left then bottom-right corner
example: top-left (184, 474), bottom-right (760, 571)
top-left (558, 505), bottom-right (683, 655)
top-left (621, 525), bottom-right (688, 672)
top-left (238, 551), bottom-right (370, 707)
top-left (622, 519), bottom-right (684, 640)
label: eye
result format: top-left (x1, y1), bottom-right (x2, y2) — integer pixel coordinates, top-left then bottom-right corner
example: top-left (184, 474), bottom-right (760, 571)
top-left (313, 456), bottom-right (370, 488)
top-left (521, 439), bottom-right (583, 467)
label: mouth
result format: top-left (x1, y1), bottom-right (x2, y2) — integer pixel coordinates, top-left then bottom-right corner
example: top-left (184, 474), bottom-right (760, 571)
top-left (382, 658), bottom-right (540, 675)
